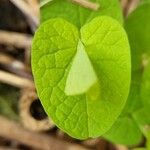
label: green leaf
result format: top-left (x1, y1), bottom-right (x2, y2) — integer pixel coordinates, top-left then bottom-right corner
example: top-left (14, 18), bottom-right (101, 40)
top-left (0, 97), bottom-right (18, 120)
top-left (114, 3), bottom-right (150, 146)
top-left (125, 3), bottom-right (150, 72)
top-left (121, 71), bottom-right (142, 115)
top-left (133, 108), bottom-right (150, 126)
top-left (141, 63), bottom-right (150, 109)
top-left (146, 129), bottom-right (150, 150)
top-left (0, 84), bottom-right (19, 120)
top-left (124, 3), bottom-right (150, 123)
top-left (40, 0), bottom-right (123, 28)
top-left (65, 40), bottom-right (98, 95)
top-left (32, 16), bottom-right (131, 139)
top-left (133, 148), bottom-right (146, 150)
top-left (141, 0), bottom-right (150, 4)
top-left (104, 116), bottom-right (142, 146)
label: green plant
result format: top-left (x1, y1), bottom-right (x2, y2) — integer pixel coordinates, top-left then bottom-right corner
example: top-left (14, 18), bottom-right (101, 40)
top-left (104, 2), bottom-right (150, 146)
top-left (0, 84), bottom-right (19, 120)
top-left (31, 0), bottom-right (150, 147)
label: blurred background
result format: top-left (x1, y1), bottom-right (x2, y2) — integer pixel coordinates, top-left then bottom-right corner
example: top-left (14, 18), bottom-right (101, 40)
top-left (0, 0), bottom-right (141, 150)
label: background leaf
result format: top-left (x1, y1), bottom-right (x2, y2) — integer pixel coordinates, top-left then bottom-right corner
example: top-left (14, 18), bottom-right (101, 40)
top-left (141, 63), bottom-right (150, 109)
top-left (40, 0), bottom-right (123, 28)
top-left (104, 3), bottom-right (150, 146)
top-left (0, 84), bottom-right (19, 120)
top-left (124, 3), bottom-right (150, 126)
top-left (103, 116), bottom-right (142, 146)
top-left (105, 3), bottom-right (150, 145)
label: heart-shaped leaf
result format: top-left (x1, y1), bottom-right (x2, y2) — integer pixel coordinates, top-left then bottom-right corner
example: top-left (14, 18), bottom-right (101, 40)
top-left (40, 0), bottom-right (123, 28)
top-left (32, 16), bottom-right (131, 139)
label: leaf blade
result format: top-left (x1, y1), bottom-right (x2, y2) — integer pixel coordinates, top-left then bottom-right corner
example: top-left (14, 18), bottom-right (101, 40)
top-left (32, 17), bottom-right (131, 139)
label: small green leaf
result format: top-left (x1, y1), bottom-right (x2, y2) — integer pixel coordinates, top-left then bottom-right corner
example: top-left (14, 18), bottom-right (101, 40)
top-left (32, 16), bottom-right (131, 139)
top-left (65, 40), bottom-right (97, 95)
top-left (40, 0), bottom-right (123, 28)
top-left (133, 108), bottom-right (150, 126)
top-left (125, 3), bottom-right (150, 72)
top-left (141, 63), bottom-right (150, 109)
top-left (133, 148), bottom-right (146, 150)
top-left (0, 97), bottom-right (18, 120)
top-left (104, 116), bottom-right (142, 146)
top-left (0, 84), bottom-right (19, 120)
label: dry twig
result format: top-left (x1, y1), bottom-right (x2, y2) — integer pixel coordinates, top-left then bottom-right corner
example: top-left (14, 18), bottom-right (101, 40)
top-left (121, 0), bottom-right (128, 16)
top-left (121, 0), bottom-right (140, 17)
top-left (71, 0), bottom-right (100, 10)
top-left (0, 30), bottom-right (32, 49)
top-left (25, 0), bottom-right (39, 17)
top-left (0, 116), bottom-right (90, 150)
top-left (0, 70), bottom-right (34, 88)
top-left (0, 53), bottom-right (32, 79)
top-left (115, 145), bottom-right (128, 150)
top-left (19, 89), bottom-right (54, 131)
top-left (9, 0), bottom-right (39, 31)
top-left (0, 147), bottom-right (19, 150)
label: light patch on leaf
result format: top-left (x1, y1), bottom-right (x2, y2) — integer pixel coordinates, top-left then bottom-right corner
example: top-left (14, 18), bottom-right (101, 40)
top-left (65, 40), bottom-right (98, 96)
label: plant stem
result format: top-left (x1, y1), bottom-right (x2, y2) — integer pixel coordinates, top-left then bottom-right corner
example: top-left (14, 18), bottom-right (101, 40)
top-left (0, 116), bottom-right (90, 150)
top-left (0, 71), bottom-right (34, 88)
top-left (0, 30), bottom-right (32, 49)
